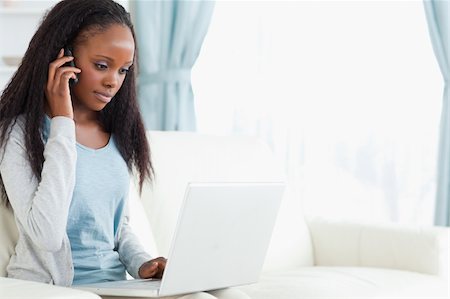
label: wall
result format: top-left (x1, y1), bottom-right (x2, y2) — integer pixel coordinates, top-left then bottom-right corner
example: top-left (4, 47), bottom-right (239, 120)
top-left (0, 0), bottom-right (129, 92)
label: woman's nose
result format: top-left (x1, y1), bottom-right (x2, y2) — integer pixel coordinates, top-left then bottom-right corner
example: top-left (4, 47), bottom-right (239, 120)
top-left (103, 72), bottom-right (119, 89)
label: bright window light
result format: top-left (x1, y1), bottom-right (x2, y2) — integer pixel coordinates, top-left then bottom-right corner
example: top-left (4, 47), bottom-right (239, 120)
top-left (192, 1), bottom-right (442, 225)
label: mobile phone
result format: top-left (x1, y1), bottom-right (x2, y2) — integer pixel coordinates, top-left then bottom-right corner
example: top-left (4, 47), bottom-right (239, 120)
top-left (63, 46), bottom-right (78, 85)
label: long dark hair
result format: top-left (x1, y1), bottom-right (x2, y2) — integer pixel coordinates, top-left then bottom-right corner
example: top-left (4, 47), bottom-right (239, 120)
top-left (0, 0), bottom-right (153, 204)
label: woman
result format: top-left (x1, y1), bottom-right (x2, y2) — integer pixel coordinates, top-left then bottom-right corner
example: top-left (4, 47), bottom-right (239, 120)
top-left (0, 1), bottom-right (248, 298)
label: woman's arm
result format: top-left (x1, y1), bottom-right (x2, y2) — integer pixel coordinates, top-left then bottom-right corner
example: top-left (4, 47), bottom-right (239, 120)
top-left (0, 116), bottom-right (76, 252)
top-left (116, 199), bottom-right (153, 279)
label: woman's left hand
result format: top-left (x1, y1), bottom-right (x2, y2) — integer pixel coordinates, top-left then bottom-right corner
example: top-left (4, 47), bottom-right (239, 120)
top-left (138, 257), bottom-right (167, 279)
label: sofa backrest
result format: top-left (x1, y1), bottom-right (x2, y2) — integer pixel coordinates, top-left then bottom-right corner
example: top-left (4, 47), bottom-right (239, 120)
top-left (0, 131), bottom-right (314, 277)
top-left (0, 202), bottom-right (18, 277)
top-left (139, 131), bottom-right (314, 271)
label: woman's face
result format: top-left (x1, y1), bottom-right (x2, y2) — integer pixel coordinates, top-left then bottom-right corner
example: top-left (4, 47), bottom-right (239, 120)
top-left (71, 23), bottom-right (135, 112)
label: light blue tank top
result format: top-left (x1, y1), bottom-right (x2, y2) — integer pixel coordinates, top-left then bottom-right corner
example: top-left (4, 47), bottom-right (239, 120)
top-left (44, 116), bottom-right (130, 285)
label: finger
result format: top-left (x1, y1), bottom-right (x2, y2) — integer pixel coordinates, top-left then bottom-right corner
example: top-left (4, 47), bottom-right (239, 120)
top-left (55, 67), bottom-right (81, 81)
top-left (157, 263), bottom-right (166, 278)
top-left (154, 257), bottom-right (167, 263)
top-left (154, 269), bottom-right (163, 279)
top-left (141, 269), bottom-right (157, 278)
top-left (151, 262), bottom-right (159, 270)
top-left (152, 262), bottom-right (165, 279)
top-left (156, 258), bottom-right (167, 268)
top-left (47, 49), bottom-right (63, 86)
top-left (48, 49), bottom-right (71, 80)
top-left (151, 258), bottom-right (166, 270)
top-left (54, 67), bottom-right (81, 88)
top-left (143, 268), bottom-right (159, 279)
top-left (62, 73), bottom-right (75, 86)
top-left (50, 56), bottom-right (77, 81)
top-left (140, 262), bottom-right (159, 278)
top-left (49, 59), bottom-right (76, 88)
top-left (157, 261), bottom-right (166, 271)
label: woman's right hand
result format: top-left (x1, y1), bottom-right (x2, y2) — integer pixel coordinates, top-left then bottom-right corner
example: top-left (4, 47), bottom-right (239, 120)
top-left (45, 48), bottom-right (81, 119)
top-left (138, 257), bottom-right (167, 279)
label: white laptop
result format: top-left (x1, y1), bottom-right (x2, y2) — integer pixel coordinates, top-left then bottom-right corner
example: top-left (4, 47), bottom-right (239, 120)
top-left (73, 182), bottom-right (285, 297)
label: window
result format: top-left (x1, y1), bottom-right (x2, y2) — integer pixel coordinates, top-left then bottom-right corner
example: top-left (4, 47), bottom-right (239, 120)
top-left (192, 1), bottom-right (442, 225)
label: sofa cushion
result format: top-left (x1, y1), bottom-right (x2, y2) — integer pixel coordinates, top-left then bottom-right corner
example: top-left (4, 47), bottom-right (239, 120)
top-left (0, 277), bottom-right (100, 298)
top-left (307, 218), bottom-right (450, 278)
top-left (237, 267), bottom-right (449, 299)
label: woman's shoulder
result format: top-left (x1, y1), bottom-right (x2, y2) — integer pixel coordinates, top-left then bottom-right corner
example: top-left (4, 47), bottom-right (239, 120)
top-left (0, 115), bottom-right (27, 157)
top-left (2, 114), bottom-right (27, 141)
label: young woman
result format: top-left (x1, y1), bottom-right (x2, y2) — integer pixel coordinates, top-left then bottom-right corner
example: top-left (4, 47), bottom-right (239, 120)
top-left (0, 1), bottom-right (248, 298)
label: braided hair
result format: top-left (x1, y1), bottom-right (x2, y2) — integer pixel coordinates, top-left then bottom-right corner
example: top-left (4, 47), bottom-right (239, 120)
top-left (0, 0), bottom-right (153, 204)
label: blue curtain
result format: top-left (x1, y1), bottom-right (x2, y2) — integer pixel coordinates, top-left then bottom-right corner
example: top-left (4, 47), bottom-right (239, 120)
top-left (424, 0), bottom-right (449, 226)
top-left (134, 0), bottom-right (215, 131)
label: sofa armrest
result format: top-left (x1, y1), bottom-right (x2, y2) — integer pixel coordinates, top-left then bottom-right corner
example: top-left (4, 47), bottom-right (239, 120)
top-left (0, 277), bottom-right (100, 299)
top-left (306, 217), bottom-right (449, 278)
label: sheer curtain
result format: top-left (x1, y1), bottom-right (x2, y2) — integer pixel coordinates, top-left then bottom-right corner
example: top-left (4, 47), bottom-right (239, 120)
top-left (192, 1), bottom-right (442, 225)
top-left (133, 0), bottom-right (215, 130)
top-left (424, 0), bottom-right (450, 226)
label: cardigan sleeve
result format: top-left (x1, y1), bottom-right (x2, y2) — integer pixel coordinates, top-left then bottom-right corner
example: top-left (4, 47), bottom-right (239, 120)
top-left (116, 197), bottom-right (153, 279)
top-left (0, 116), bottom-right (77, 252)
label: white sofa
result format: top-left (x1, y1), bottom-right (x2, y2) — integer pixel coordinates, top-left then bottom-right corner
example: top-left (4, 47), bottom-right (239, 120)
top-left (1, 131), bottom-right (449, 299)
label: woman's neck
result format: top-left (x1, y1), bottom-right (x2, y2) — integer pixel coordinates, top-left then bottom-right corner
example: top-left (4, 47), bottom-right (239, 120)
top-left (73, 108), bottom-right (99, 125)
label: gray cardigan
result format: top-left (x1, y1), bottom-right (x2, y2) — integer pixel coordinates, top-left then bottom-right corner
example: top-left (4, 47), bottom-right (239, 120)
top-left (0, 115), bottom-right (151, 286)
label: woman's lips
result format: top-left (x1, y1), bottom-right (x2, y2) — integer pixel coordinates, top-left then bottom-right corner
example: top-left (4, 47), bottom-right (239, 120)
top-left (94, 92), bottom-right (112, 103)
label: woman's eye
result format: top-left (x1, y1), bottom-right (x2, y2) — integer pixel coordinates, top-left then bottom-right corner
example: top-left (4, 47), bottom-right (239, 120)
top-left (95, 63), bottom-right (107, 70)
top-left (120, 68), bottom-right (129, 75)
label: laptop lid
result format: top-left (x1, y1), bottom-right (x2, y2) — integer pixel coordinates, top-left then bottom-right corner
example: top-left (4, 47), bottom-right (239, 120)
top-left (159, 182), bottom-right (284, 297)
top-left (73, 181), bottom-right (285, 297)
